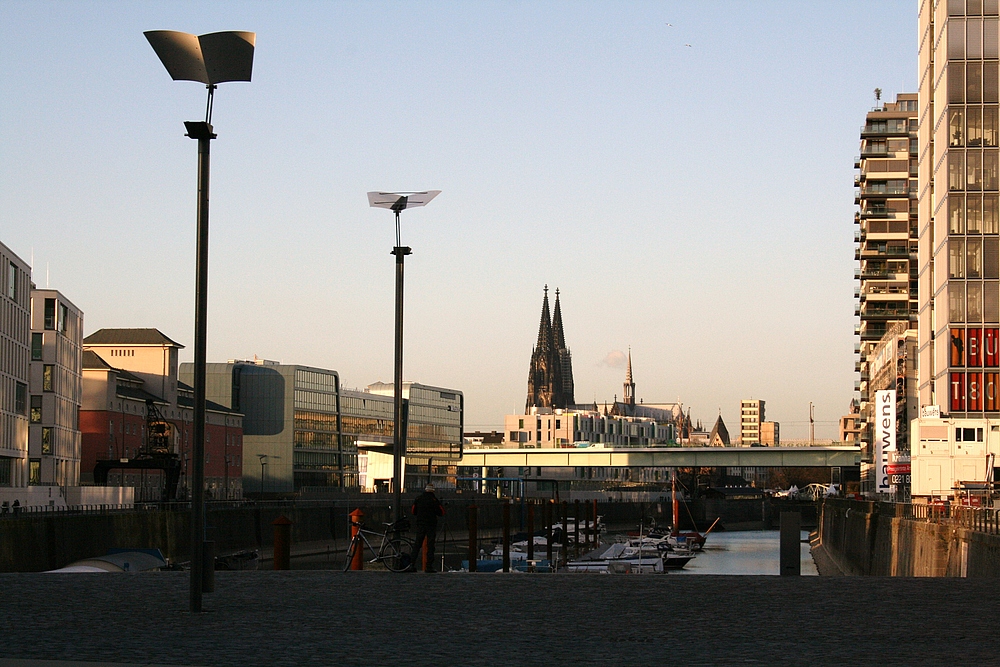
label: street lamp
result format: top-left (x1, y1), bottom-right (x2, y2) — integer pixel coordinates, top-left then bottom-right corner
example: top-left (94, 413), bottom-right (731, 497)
top-left (145, 29), bottom-right (254, 614)
top-left (367, 190), bottom-right (440, 524)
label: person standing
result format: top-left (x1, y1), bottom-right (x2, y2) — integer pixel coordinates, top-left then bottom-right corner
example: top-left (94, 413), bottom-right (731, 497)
top-left (410, 484), bottom-right (444, 572)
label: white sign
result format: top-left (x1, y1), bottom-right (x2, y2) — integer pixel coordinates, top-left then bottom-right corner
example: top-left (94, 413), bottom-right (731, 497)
top-left (920, 405), bottom-right (941, 419)
top-left (876, 390), bottom-right (895, 494)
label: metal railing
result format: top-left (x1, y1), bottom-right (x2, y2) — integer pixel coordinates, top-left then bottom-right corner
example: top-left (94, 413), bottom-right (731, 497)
top-left (830, 499), bottom-right (1000, 536)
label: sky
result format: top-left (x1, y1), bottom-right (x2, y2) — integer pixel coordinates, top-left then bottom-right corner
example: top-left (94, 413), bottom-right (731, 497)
top-left (0, 1), bottom-right (919, 439)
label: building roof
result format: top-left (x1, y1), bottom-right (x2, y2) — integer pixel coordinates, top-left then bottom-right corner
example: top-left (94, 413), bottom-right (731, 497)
top-left (82, 350), bottom-right (113, 370)
top-left (83, 328), bottom-right (184, 348)
top-left (709, 415), bottom-right (730, 445)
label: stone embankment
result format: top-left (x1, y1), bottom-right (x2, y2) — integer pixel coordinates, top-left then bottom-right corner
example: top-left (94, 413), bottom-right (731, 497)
top-left (815, 498), bottom-right (1000, 576)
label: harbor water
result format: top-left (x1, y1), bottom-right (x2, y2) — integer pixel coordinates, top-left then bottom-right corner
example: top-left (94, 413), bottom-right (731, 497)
top-left (674, 529), bottom-right (818, 575)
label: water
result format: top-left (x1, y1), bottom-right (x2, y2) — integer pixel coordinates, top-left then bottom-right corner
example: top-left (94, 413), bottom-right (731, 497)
top-left (674, 530), bottom-right (818, 575)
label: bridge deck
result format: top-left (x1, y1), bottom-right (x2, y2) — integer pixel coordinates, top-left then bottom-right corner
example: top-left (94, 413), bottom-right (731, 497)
top-left (459, 445), bottom-right (861, 468)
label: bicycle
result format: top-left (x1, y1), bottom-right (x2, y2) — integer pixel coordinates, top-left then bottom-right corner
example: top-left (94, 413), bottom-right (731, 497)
top-left (343, 518), bottom-right (414, 572)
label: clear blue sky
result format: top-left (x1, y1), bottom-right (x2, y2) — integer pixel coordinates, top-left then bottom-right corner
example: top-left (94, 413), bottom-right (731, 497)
top-left (1, 1), bottom-right (917, 437)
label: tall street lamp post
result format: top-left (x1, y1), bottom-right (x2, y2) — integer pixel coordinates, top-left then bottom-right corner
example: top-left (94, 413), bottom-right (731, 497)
top-left (367, 191), bottom-right (440, 523)
top-left (145, 29), bottom-right (254, 614)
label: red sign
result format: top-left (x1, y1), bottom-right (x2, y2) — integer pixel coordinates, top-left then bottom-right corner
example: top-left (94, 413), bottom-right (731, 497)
top-left (952, 372), bottom-right (967, 411)
top-left (969, 372), bottom-right (984, 411)
top-left (886, 463), bottom-right (911, 475)
top-left (985, 328), bottom-right (999, 367)
top-left (968, 328), bottom-right (983, 366)
top-left (987, 373), bottom-right (999, 411)
top-left (952, 329), bottom-right (966, 366)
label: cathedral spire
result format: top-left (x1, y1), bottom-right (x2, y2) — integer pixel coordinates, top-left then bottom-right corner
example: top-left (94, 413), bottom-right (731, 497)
top-left (552, 288), bottom-right (566, 351)
top-left (623, 347), bottom-right (636, 408)
top-left (535, 284), bottom-right (552, 351)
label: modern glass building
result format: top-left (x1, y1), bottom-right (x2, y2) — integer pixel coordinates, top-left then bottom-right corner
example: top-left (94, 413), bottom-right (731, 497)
top-left (918, 0), bottom-right (999, 417)
top-left (185, 360), bottom-right (462, 494)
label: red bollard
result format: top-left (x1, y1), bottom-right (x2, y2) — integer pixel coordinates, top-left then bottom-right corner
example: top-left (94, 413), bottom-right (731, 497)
top-left (272, 515), bottom-right (293, 571)
top-left (349, 508), bottom-right (364, 571)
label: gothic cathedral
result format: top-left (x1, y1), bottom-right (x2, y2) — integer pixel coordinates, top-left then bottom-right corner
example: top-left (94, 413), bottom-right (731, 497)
top-left (525, 286), bottom-right (575, 412)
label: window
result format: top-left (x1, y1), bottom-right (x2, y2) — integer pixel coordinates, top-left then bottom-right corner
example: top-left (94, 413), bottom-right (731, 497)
top-left (969, 238), bottom-right (984, 277)
top-left (0, 458), bottom-right (11, 486)
top-left (42, 365), bottom-right (53, 392)
top-left (30, 396), bottom-right (41, 424)
top-left (15, 382), bottom-right (27, 415)
top-left (951, 151), bottom-right (966, 190)
top-left (41, 427), bottom-right (52, 455)
top-left (986, 195), bottom-right (999, 232)
top-left (951, 196), bottom-right (966, 233)
top-left (43, 298), bottom-right (55, 330)
top-left (951, 108), bottom-right (965, 146)
top-left (29, 460), bottom-right (40, 485)
top-left (951, 282), bottom-right (967, 322)
top-left (31, 333), bottom-right (42, 361)
top-left (58, 303), bottom-right (68, 333)
top-left (7, 262), bottom-right (16, 301)
top-left (951, 239), bottom-right (966, 278)
top-left (969, 195), bottom-right (984, 232)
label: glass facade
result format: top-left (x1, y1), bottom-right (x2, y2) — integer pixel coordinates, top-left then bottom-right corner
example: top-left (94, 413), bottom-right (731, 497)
top-left (941, 3), bottom-right (1000, 415)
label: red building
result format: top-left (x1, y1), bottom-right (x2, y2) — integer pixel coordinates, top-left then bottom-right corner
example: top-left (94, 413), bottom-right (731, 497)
top-left (79, 329), bottom-right (243, 501)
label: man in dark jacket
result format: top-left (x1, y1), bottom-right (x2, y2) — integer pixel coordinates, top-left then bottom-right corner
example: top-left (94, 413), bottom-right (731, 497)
top-left (410, 484), bottom-right (444, 572)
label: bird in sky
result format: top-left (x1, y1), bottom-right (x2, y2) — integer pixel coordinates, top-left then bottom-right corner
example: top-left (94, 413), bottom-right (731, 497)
top-left (665, 22), bottom-right (673, 26)
top-left (685, 43), bottom-right (692, 47)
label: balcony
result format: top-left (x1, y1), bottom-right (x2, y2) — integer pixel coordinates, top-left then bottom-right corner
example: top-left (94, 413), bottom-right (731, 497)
top-left (859, 185), bottom-right (909, 196)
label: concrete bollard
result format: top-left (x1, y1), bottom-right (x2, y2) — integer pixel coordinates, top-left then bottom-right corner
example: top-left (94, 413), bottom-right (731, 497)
top-left (780, 511), bottom-right (801, 576)
top-left (272, 516), bottom-right (293, 571)
top-left (202, 540), bottom-right (215, 592)
top-left (502, 501), bottom-right (511, 573)
top-left (349, 509), bottom-right (364, 571)
top-left (527, 501), bottom-right (535, 562)
top-left (468, 505), bottom-right (478, 572)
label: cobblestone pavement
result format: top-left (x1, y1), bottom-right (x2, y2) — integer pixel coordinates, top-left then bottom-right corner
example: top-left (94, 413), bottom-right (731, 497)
top-left (1, 572), bottom-right (994, 666)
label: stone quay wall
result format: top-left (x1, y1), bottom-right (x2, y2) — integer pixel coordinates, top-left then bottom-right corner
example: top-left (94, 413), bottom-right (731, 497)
top-left (817, 498), bottom-right (1000, 576)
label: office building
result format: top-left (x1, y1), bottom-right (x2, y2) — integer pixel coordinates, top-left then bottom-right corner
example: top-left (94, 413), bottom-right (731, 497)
top-left (28, 289), bottom-right (83, 487)
top-left (917, 0), bottom-right (999, 416)
top-left (0, 241), bottom-right (31, 489)
top-left (186, 359), bottom-right (463, 494)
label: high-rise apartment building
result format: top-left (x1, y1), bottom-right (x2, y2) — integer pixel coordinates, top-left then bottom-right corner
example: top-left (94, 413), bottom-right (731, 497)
top-left (740, 399), bottom-right (764, 445)
top-left (854, 93), bottom-right (920, 456)
top-left (917, 0), bottom-right (999, 416)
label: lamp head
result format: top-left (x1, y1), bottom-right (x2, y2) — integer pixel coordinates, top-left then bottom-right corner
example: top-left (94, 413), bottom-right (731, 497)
top-left (367, 191), bottom-right (441, 212)
top-left (145, 30), bottom-right (255, 85)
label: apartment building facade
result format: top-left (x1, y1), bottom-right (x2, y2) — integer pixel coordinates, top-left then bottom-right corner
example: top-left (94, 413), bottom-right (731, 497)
top-left (854, 93), bottom-right (920, 457)
top-left (0, 242), bottom-right (31, 489)
top-left (28, 289), bottom-right (83, 487)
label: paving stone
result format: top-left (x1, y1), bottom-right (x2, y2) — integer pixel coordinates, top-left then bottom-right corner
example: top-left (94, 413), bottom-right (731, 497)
top-left (1, 572), bottom-right (994, 666)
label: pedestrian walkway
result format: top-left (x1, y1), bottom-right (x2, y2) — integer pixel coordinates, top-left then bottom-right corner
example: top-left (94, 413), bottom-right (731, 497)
top-left (1, 571), bottom-right (995, 666)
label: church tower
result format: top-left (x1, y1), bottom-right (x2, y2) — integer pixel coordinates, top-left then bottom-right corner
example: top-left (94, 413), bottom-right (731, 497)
top-left (623, 347), bottom-right (636, 408)
top-left (552, 289), bottom-right (575, 406)
top-left (525, 285), bottom-right (574, 412)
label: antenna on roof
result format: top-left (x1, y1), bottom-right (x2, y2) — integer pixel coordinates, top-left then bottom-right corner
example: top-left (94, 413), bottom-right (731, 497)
top-left (874, 87), bottom-right (882, 103)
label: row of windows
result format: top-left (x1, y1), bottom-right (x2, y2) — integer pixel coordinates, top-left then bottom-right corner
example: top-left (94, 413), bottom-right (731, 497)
top-left (948, 237), bottom-right (1000, 278)
top-left (949, 193), bottom-right (1000, 232)
top-left (949, 280), bottom-right (1000, 322)
top-left (949, 106), bottom-right (999, 147)
top-left (948, 149), bottom-right (1000, 190)
top-left (948, 16), bottom-right (1000, 60)
top-left (946, 62), bottom-right (999, 104)
top-left (294, 389), bottom-right (338, 411)
top-left (950, 327), bottom-right (1000, 366)
top-left (948, 0), bottom-right (1000, 17)
top-left (294, 369), bottom-right (338, 393)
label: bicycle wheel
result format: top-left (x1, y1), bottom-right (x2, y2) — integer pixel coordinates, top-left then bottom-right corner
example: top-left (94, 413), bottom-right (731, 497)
top-left (381, 537), bottom-right (414, 572)
top-left (343, 538), bottom-right (360, 572)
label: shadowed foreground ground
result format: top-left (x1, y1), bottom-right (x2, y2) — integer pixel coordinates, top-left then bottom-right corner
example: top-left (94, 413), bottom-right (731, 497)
top-left (0, 572), bottom-right (992, 666)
